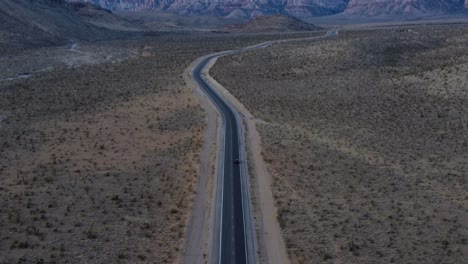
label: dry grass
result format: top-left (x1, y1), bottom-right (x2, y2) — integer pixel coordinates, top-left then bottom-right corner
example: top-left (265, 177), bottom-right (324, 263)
top-left (0, 32), bottom-right (311, 263)
top-left (212, 24), bottom-right (468, 263)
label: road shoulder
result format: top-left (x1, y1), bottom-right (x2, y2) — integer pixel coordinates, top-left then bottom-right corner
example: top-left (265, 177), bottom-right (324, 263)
top-left (181, 58), bottom-right (221, 264)
top-left (203, 58), bottom-right (290, 264)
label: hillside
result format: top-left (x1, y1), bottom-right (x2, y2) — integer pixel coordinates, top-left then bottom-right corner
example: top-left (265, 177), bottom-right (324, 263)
top-left (0, 0), bottom-right (122, 54)
top-left (344, 0), bottom-right (466, 16)
top-left (68, 0), bottom-right (468, 18)
top-left (230, 15), bottom-right (321, 33)
top-left (69, 2), bottom-right (144, 31)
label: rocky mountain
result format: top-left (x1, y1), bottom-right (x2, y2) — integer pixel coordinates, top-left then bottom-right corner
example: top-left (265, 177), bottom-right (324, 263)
top-left (344, 0), bottom-right (465, 16)
top-left (68, 0), bottom-right (468, 17)
top-left (67, 0), bottom-right (350, 18)
top-left (230, 14), bottom-right (320, 32)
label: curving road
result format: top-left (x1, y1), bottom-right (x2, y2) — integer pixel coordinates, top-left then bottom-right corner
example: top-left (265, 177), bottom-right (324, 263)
top-left (191, 29), bottom-right (337, 264)
top-left (193, 54), bottom-right (249, 264)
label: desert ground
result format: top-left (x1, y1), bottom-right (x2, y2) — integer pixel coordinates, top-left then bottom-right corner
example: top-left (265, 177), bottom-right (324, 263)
top-left (0, 32), bottom-right (321, 263)
top-left (211, 24), bottom-right (468, 263)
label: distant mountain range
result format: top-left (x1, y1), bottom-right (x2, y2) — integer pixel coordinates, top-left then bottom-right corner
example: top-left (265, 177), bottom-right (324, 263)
top-left (66, 0), bottom-right (349, 17)
top-left (67, 0), bottom-right (467, 18)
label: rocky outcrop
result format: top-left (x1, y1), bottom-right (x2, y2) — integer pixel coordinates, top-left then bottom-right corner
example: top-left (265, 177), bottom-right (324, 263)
top-left (284, 0), bottom-right (350, 17)
top-left (344, 0), bottom-right (465, 16)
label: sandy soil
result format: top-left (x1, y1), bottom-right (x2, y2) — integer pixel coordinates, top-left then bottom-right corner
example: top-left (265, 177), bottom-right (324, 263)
top-left (212, 24), bottom-right (468, 263)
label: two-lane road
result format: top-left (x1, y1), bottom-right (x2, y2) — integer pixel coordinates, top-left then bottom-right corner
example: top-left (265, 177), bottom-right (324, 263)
top-left (193, 55), bottom-right (247, 264)
top-left (190, 30), bottom-right (337, 264)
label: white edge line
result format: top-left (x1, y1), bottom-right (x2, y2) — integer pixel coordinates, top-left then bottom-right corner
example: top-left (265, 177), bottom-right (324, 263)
top-left (195, 56), bottom-right (228, 264)
top-left (203, 52), bottom-right (255, 263)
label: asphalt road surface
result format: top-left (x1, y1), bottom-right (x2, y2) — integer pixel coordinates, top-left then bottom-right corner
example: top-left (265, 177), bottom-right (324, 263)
top-left (193, 55), bottom-right (247, 264)
top-left (191, 30), bottom-right (337, 264)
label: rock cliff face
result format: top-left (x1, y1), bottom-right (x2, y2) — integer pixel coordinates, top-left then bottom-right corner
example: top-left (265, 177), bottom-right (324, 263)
top-left (344, 0), bottom-right (465, 16)
top-left (68, 0), bottom-right (350, 17)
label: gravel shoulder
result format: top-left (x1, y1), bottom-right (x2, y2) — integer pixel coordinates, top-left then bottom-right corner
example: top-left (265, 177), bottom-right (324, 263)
top-left (181, 55), bottom-right (221, 264)
top-left (203, 58), bottom-right (290, 264)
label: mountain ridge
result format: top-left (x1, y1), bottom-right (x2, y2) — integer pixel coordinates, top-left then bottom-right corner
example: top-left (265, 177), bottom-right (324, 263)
top-left (67, 0), bottom-right (467, 17)
top-left (68, 0), bottom-right (350, 18)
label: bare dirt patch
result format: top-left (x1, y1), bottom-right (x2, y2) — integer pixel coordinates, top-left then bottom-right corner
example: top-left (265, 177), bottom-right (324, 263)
top-left (0, 41), bottom-right (138, 81)
top-left (211, 24), bottom-right (468, 263)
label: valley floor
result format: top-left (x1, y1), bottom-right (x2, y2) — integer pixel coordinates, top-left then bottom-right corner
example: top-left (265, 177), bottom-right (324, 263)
top-left (0, 32), bottom-right (316, 263)
top-left (211, 24), bottom-right (468, 263)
